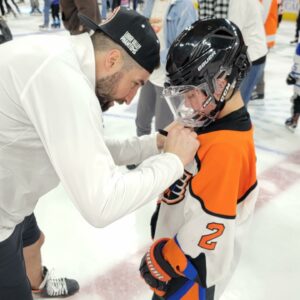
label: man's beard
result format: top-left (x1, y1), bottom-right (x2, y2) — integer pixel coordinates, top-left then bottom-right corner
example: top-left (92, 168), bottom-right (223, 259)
top-left (95, 72), bottom-right (126, 112)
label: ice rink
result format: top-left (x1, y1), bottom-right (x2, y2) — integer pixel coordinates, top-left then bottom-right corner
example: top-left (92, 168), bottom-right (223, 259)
top-left (3, 3), bottom-right (300, 299)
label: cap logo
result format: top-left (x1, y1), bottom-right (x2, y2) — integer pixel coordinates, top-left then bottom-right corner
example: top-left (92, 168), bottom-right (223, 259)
top-left (120, 31), bottom-right (141, 55)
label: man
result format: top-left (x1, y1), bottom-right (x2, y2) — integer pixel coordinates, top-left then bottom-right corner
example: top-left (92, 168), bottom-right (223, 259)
top-left (0, 7), bottom-right (199, 300)
top-left (140, 18), bottom-right (258, 299)
top-left (60, 0), bottom-right (101, 34)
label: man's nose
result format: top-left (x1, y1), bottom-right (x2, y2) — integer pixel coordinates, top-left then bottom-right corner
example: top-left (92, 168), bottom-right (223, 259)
top-left (125, 88), bottom-right (138, 104)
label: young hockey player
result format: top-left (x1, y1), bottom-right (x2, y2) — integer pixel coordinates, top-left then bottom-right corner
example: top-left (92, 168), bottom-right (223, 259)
top-left (285, 44), bottom-right (300, 132)
top-left (140, 18), bottom-right (259, 299)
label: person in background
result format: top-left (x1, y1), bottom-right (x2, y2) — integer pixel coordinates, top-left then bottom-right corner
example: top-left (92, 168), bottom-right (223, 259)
top-left (277, 0), bottom-right (283, 27)
top-left (112, 0), bottom-right (121, 10)
top-left (2, 0), bottom-right (18, 17)
top-left (29, 0), bottom-right (42, 15)
top-left (140, 17), bottom-right (258, 300)
top-left (39, 0), bottom-right (51, 29)
top-left (101, 0), bottom-right (112, 20)
top-left (60, 0), bottom-right (101, 34)
top-left (0, 8), bottom-right (199, 300)
top-left (198, 0), bottom-right (268, 106)
top-left (285, 44), bottom-right (300, 132)
top-left (50, 0), bottom-right (60, 28)
top-left (0, 0), bottom-right (5, 16)
top-left (128, 0), bottom-right (197, 170)
top-left (136, 0), bottom-right (197, 135)
top-left (250, 0), bottom-right (278, 103)
top-left (0, 15), bottom-right (12, 42)
top-left (290, 8), bottom-right (300, 44)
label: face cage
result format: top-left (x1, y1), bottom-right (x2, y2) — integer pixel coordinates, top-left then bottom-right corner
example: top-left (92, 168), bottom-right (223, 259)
top-left (163, 68), bottom-right (232, 128)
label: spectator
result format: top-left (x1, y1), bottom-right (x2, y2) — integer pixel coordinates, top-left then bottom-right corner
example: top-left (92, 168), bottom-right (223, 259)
top-left (60, 0), bottom-right (101, 35)
top-left (198, 0), bottom-right (268, 105)
top-left (285, 44), bottom-right (300, 132)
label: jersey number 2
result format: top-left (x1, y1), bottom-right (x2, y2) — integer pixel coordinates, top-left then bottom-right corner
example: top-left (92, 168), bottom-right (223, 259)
top-left (198, 223), bottom-right (225, 250)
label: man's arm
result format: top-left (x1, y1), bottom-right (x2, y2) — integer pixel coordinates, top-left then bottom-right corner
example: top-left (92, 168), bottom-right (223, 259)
top-left (104, 134), bottom-right (160, 166)
top-left (21, 56), bottom-right (194, 228)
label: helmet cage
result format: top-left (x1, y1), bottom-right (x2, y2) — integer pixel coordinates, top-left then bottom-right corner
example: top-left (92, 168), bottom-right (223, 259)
top-left (163, 67), bottom-right (234, 128)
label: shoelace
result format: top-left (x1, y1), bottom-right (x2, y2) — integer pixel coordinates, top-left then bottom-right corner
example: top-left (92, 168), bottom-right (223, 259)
top-left (46, 277), bottom-right (68, 296)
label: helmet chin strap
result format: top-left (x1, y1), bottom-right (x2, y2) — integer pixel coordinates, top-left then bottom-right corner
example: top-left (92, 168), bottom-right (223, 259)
top-left (209, 46), bottom-right (249, 119)
top-left (209, 67), bottom-right (239, 119)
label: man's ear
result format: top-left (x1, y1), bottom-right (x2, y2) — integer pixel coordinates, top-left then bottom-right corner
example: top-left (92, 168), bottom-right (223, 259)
top-left (104, 49), bottom-right (123, 73)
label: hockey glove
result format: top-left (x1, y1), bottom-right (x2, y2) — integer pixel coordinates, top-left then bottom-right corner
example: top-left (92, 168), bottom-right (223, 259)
top-left (286, 73), bottom-right (296, 85)
top-left (139, 238), bottom-right (179, 297)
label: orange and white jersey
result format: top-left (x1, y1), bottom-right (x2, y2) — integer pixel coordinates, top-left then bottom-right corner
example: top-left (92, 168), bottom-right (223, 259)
top-left (152, 107), bottom-right (259, 299)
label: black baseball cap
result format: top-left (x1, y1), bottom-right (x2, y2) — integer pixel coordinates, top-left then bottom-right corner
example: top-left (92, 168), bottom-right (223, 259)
top-left (78, 7), bottom-right (160, 73)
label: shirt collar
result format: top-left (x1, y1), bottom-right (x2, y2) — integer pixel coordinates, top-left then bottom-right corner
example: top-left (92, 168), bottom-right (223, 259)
top-left (70, 33), bottom-right (96, 89)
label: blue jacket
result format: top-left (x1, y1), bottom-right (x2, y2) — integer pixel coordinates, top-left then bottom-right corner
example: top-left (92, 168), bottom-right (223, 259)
top-left (161, 0), bottom-right (197, 65)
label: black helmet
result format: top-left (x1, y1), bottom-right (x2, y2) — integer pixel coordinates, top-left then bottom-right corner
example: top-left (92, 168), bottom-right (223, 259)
top-left (163, 18), bottom-right (251, 128)
top-left (166, 18), bottom-right (250, 89)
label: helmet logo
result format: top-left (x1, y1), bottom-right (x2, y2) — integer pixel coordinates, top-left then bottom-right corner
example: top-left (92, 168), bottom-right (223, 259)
top-left (197, 50), bottom-right (216, 72)
top-left (219, 82), bottom-right (231, 103)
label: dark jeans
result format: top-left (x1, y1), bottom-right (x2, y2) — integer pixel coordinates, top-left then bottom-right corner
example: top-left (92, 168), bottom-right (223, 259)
top-left (0, 214), bottom-right (41, 300)
top-left (51, 3), bottom-right (60, 22)
top-left (240, 62), bottom-right (265, 105)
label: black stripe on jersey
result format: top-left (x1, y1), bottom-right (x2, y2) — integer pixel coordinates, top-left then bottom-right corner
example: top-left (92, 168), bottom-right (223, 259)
top-left (195, 106), bottom-right (251, 135)
top-left (150, 203), bottom-right (161, 239)
top-left (189, 183), bottom-right (236, 219)
top-left (237, 181), bottom-right (258, 204)
top-left (195, 151), bottom-right (201, 171)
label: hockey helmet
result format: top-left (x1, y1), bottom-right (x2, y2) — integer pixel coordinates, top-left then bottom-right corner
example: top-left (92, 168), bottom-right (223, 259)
top-left (163, 18), bottom-right (251, 128)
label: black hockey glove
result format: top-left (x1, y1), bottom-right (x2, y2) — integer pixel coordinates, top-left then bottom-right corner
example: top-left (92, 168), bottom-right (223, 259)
top-left (139, 238), bottom-right (179, 297)
top-left (286, 73), bottom-right (296, 85)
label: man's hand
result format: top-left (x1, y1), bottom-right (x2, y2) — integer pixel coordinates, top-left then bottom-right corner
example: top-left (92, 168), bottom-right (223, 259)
top-left (163, 125), bottom-right (199, 166)
top-left (156, 121), bottom-right (182, 150)
top-left (149, 17), bottom-right (162, 33)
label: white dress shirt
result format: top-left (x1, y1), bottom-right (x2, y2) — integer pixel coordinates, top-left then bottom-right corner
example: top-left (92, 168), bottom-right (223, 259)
top-left (0, 33), bottom-right (184, 241)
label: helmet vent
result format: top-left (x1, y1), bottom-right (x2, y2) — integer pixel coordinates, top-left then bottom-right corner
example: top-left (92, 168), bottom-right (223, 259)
top-left (213, 29), bottom-right (233, 38)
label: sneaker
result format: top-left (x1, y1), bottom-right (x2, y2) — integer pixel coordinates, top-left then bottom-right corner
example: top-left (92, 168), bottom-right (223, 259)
top-left (285, 118), bottom-right (297, 132)
top-left (32, 266), bottom-right (79, 298)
